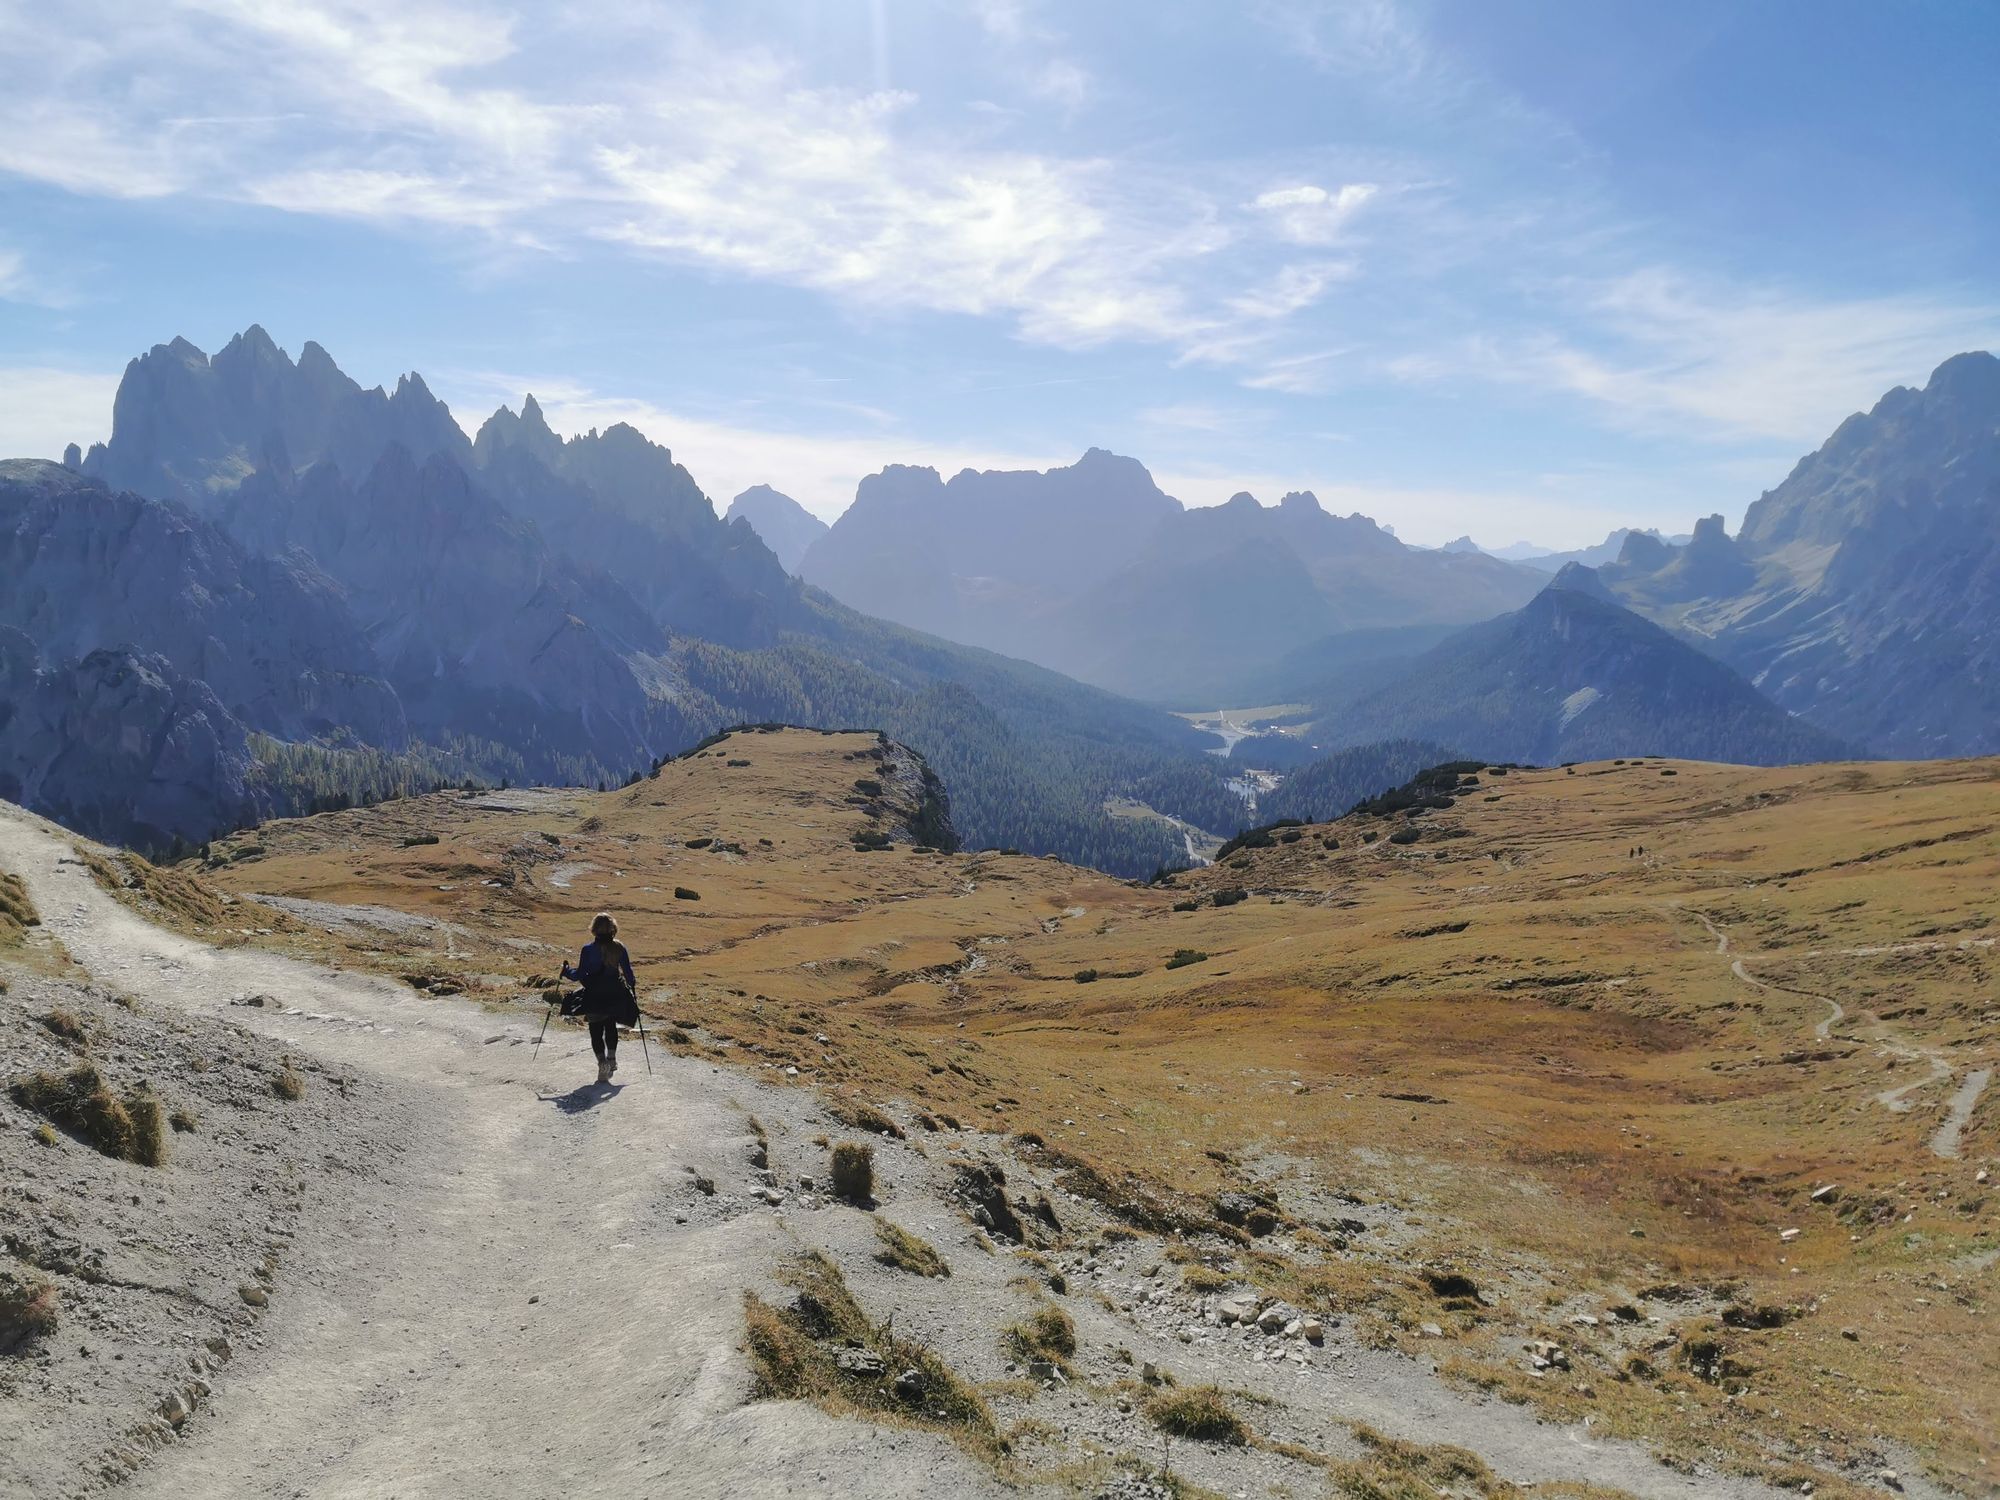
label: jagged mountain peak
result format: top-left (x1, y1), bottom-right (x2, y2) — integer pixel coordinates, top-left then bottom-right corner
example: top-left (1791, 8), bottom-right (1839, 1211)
top-left (1278, 489), bottom-right (1325, 513)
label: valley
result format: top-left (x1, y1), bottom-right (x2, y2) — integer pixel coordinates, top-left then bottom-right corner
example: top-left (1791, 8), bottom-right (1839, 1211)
top-left (6, 731), bottom-right (1991, 1498)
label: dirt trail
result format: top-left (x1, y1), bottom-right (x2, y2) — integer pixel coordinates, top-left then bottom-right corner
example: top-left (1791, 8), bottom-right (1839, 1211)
top-left (0, 808), bottom-right (1831, 1500)
top-left (1931, 1069), bottom-right (1992, 1160)
top-left (1677, 903), bottom-right (1980, 1158)
top-left (0, 808), bottom-right (1005, 1500)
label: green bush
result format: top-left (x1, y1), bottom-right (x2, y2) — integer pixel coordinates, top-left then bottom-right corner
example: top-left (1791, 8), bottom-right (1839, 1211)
top-left (1164, 949), bottom-right (1209, 970)
top-left (1073, 969), bottom-right (1099, 984)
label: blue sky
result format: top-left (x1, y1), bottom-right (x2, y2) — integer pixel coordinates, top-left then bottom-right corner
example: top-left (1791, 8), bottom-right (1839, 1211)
top-left (1, 0), bottom-right (1995, 546)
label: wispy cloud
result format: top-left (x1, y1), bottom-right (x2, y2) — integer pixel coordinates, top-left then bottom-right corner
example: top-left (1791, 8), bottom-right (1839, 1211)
top-left (0, 1), bottom-right (1334, 373)
top-left (1392, 268), bottom-right (2000, 442)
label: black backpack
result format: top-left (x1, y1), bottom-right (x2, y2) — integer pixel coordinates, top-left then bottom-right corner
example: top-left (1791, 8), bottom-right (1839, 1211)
top-left (573, 945), bottom-right (639, 1026)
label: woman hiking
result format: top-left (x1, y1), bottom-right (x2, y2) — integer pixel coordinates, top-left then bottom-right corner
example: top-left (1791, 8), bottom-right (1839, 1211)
top-left (562, 912), bottom-right (638, 1084)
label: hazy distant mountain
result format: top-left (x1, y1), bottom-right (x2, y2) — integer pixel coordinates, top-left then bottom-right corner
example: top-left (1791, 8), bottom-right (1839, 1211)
top-left (1317, 571), bottom-right (1848, 766)
top-left (1593, 352), bottom-right (2000, 755)
top-left (724, 485), bottom-right (828, 573)
top-left (802, 464), bottom-right (1543, 702)
top-left (30, 330), bottom-right (1240, 873)
top-left (1492, 528), bottom-right (1690, 573)
top-left (799, 448), bottom-right (1181, 657)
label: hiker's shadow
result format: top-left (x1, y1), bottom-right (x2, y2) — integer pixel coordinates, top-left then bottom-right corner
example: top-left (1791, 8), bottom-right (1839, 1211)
top-left (541, 1081), bottom-right (624, 1115)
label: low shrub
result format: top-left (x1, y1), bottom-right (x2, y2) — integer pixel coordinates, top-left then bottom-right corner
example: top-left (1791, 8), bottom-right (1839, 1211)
top-left (674, 887), bottom-right (701, 901)
top-left (400, 833), bottom-right (440, 847)
top-left (1387, 826), bottom-right (1420, 845)
top-left (853, 778), bottom-right (883, 797)
top-left (829, 1141), bottom-right (875, 1203)
top-left (272, 1062), bottom-right (306, 1101)
top-left (1164, 949), bottom-right (1209, 970)
top-left (1073, 968), bottom-right (1099, 984)
top-left (1172, 899), bottom-right (1201, 912)
top-left (1212, 888), bottom-right (1248, 907)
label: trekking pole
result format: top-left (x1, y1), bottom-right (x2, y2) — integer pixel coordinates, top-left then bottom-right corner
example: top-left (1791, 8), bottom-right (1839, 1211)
top-left (635, 1008), bottom-right (653, 1075)
top-left (532, 997), bottom-right (555, 1066)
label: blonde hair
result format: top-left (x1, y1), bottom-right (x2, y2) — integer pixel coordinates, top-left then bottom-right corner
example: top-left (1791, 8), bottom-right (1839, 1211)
top-left (591, 912), bottom-right (618, 940)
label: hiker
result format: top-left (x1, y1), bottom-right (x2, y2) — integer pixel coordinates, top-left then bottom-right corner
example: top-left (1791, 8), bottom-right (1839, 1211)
top-left (561, 912), bottom-right (638, 1084)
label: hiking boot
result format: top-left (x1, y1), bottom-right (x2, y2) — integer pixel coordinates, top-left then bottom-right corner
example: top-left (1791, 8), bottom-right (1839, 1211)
top-left (607, 1054), bottom-right (619, 1076)
top-left (595, 1058), bottom-right (611, 1085)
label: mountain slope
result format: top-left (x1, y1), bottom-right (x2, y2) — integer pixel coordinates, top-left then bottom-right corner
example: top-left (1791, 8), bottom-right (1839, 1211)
top-left (725, 484), bottom-right (828, 573)
top-left (1597, 352), bottom-right (2000, 755)
top-left (0, 459), bottom-right (403, 746)
top-left (1320, 574), bottom-right (1849, 765)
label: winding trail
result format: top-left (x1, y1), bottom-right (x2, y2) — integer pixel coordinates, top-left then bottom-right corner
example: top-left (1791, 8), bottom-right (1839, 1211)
top-left (1931, 1069), bottom-right (1993, 1160)
top-left (1674, 902), bottom-right (1982, 1159)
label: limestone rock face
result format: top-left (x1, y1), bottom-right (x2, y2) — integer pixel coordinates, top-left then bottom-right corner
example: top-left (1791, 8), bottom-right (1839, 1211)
top-left (0, 459), bottom-right (404, 748)
top-left (0, 635), bottom-right (259, 846)
top-left (1596, 351), bottom-right (2000, 755)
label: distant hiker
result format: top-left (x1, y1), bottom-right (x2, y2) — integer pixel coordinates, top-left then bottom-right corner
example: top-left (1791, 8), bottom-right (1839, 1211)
top-left (562, 912), bottom-right (638, 1084)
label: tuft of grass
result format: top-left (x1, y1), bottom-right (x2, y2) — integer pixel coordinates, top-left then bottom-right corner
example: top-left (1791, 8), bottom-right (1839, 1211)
top-left (33, 1122), bottom-right (57, 1147)
top-left (1145, 1385), bottom-right (1246, 1445)
top-left (39, 1009), bottom-right (86, 1043)
top-left (272, 1062), bottom-right (306, 1101)
top-left (743, 1251), bottom-right (1000, 1461)
top-left (829, 1097), bottom-right (906, 1138)
top-left (1073, 968), bottom-right (1099, 984)
top-left (0, 870), bottom-right (38, 944)
top-left (10, 1064), bottom-right (167, 1165)
top-left (1005, 1302), bottom-right (1076, 1367)
top-left (1327, 1425), bottom-right (1503, 1498)
top-left (1181, 1264), bottom-right (1231, 1293)
top-left (401, 833), bottom-right (440, 847)
top-left (169, 1108), bottom-right (199, 1134)
top-left (0, 1270), bottom-right (60, 1349)
top-left (829, 1140), bottom-right (875, 1202)
top-left (127, 1089), bottom-right (168, 1167)
top-left (873, 1217), bottom-right (951, 1278)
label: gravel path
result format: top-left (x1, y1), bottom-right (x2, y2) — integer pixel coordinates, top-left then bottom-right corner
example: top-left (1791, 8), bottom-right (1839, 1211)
top-left (0, 806), bottom-right (1007, 1500)
top-left (1, 809), bottom-right (1891, 1499)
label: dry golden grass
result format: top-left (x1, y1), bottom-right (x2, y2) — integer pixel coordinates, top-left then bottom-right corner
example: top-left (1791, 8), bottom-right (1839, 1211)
top-left (1145, 1385), bottom-right (1247, 1444)
top-left (744, 1250), bottom-right (999, 1461)
top-left (179, 731), bottom-right (2000, 1493)
top-left (11, 1064), bottom-right (167, 1166)
top-left (872, 1217), bottom-right (950, 1278)
top-left (0, 869), bottom-right (36, 944)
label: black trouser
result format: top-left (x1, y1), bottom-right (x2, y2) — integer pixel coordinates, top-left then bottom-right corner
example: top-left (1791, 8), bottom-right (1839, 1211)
top-left (589, 1016), bottom-right (619, 1062)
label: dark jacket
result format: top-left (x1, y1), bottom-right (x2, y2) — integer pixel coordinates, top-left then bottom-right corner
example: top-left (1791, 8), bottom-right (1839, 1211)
top-left (563, 939), bottom-right (637, 1022)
